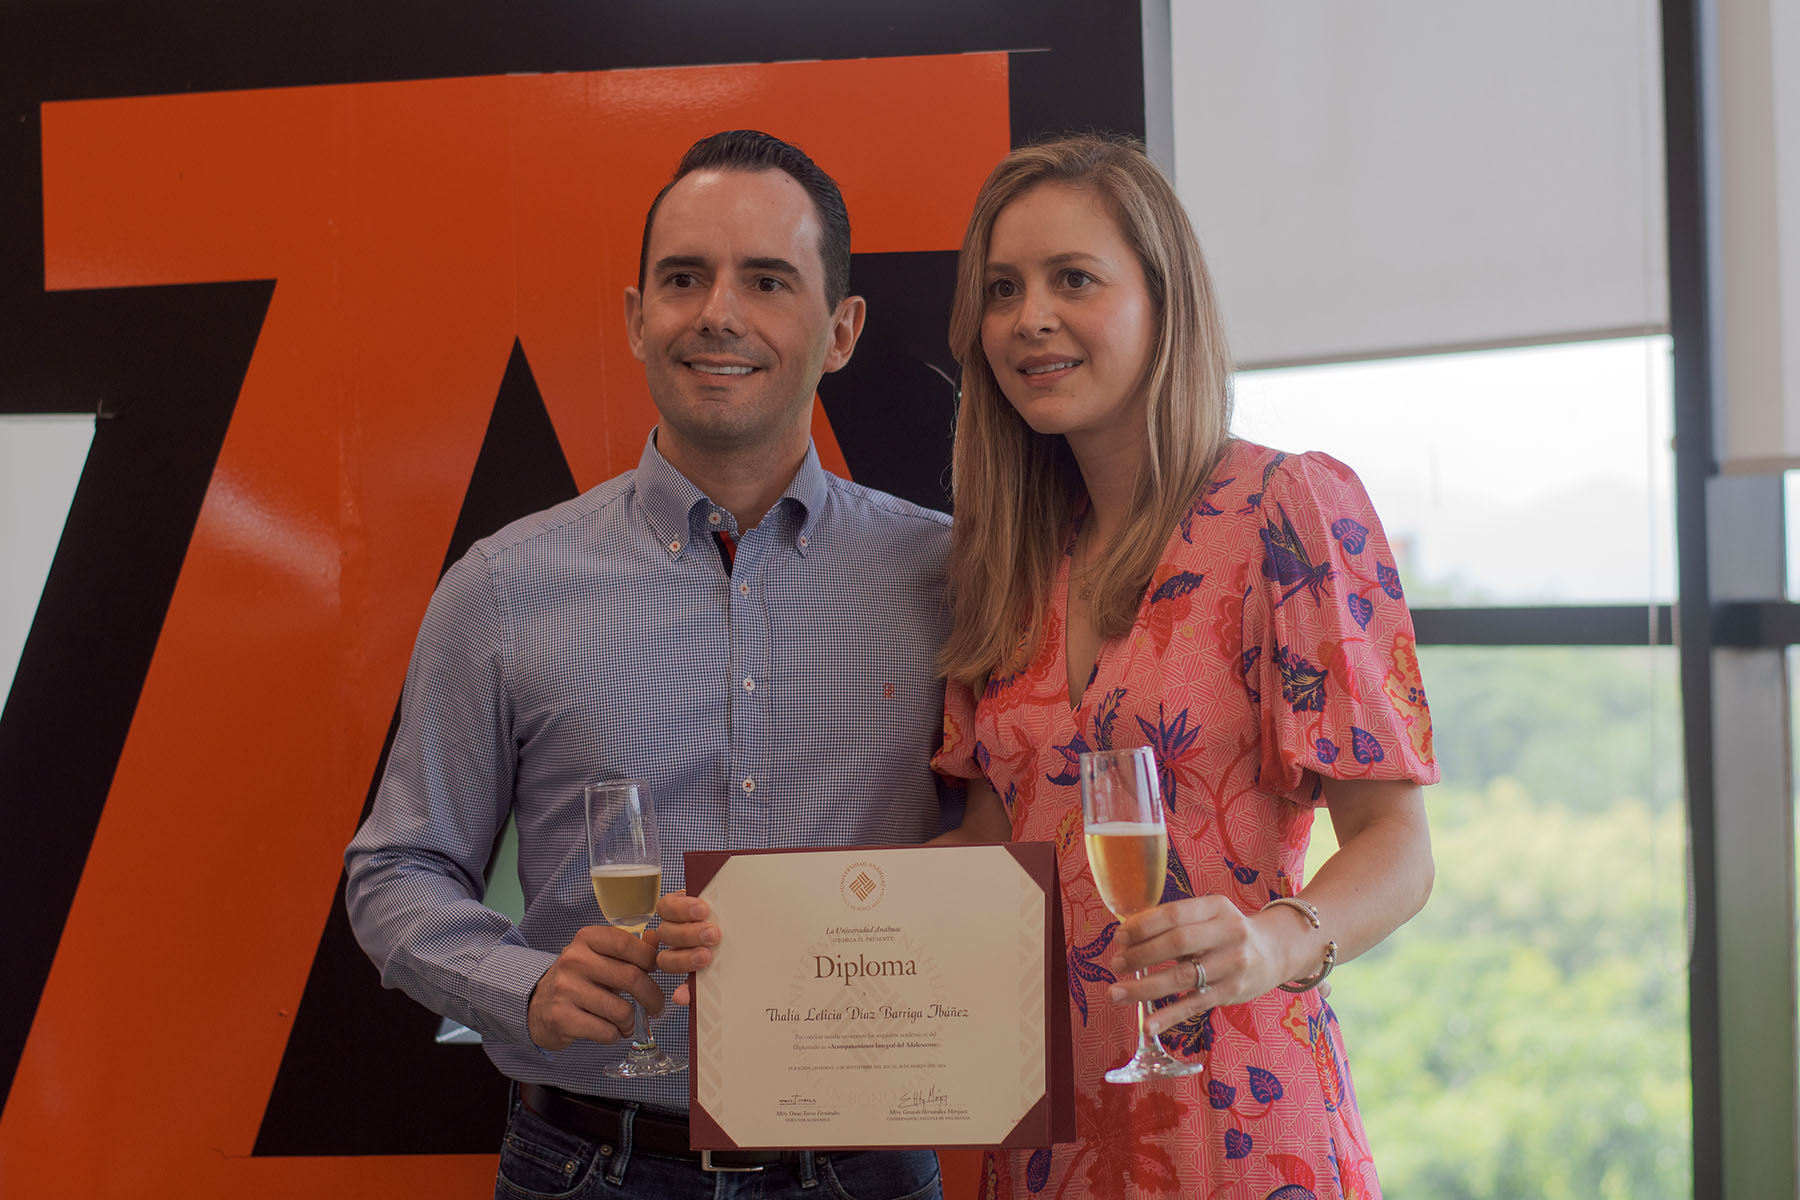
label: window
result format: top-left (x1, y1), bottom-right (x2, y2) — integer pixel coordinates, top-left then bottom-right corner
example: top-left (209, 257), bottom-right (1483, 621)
top-left (1233, 338), bottom-right (1675, 606)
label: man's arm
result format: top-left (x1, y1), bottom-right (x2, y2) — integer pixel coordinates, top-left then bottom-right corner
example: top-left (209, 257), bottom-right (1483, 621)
top-left (344, 550), bottom-right (660, 1048)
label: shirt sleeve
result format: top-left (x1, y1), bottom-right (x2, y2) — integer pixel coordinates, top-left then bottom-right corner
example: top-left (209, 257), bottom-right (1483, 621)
top-left (343, 547), bottom-right (555, 1049)
top-left (931, 677), bottom-right (983, 782)
top-left (1245, 452), bottom-right (1439, 801)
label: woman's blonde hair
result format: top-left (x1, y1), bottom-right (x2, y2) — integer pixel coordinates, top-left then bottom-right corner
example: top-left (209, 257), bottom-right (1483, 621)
top-left (937, 134), bottom-right (1235, 690)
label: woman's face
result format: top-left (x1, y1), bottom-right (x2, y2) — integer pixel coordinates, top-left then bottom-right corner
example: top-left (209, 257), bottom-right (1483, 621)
top-left (979, 182), bottom-right (1158, 458)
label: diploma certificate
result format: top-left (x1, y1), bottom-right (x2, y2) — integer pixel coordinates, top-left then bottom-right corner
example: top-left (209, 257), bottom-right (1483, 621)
top-left (685, 843), bottom-right (1073, 1151)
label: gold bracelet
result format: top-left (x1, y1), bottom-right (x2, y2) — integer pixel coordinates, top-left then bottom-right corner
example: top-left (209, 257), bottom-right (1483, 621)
top-left (1278, 939), bottom-right (1337, 993)
top-left (1263, 895), bottom-right (1320, 930)
top-left (1265, 896), bottom-right (1336, 993)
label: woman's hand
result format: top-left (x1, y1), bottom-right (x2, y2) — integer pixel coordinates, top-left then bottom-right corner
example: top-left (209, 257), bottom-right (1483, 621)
top-left (1106, 777), bottom-right (1432, 1035)
top-left (1106, 896), bottom-right (1317, 1035)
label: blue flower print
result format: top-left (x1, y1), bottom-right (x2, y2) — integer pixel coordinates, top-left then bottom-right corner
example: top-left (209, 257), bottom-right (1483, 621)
top-left (1329, 517), bottom-right (1369, 554)
top-left (1350, 726), bottom-right (1385, 765)
top-left (1092, 687), bottom-right (1126, 751)
top-left (1150, 570), bottom-right (1206, 603)
top-left (1274, 645), bottom-right (1328, 714)
top-left (1182, 477), bottom-right (1235, 539)
top-left (1046, 732), bottom-right (1091, 785)
top-left (1135, 704), bottom-right (1201, 811)
top-left (1067, 921), bottom-right (1118, 1026)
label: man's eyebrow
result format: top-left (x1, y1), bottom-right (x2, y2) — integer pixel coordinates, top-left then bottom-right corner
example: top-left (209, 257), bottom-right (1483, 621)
top-left (743, 256), bottom-right (801, 276)
top-left (651, 254), bottom-right (708, 275)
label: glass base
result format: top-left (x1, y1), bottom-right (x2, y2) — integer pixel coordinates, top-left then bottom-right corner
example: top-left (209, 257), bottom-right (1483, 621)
top-left (1104, 1046), bottom-right (1204, 1084)
top-left (601, 1042), bottom-right (687, 1078)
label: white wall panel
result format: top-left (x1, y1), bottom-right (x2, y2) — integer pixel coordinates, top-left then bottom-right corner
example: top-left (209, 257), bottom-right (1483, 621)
top-left (0, 415), bottom-right (94, 703)
top-left (1715, 0), bottom-right (1800, 472)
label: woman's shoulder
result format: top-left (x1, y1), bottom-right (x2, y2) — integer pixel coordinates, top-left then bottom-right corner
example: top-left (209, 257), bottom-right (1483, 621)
top-left (1220, 439), bottom-right (1375, 514)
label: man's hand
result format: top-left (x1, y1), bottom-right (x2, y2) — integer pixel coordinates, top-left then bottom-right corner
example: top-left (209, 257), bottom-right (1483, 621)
top-left (527, 925), bottom-right (663, 1051)
top-left (654, 892), bottom-right (720, 1007)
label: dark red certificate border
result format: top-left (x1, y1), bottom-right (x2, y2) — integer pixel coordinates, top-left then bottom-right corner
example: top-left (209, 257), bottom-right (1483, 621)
top-left (683, 842), bottom-right (1074, 1151)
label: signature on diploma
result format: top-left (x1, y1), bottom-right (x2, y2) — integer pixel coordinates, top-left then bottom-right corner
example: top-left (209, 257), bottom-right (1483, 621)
top-left (776, 1093), bottom-right (818, 1107)
top-left (897, 1086), bottom-right (950, 1113)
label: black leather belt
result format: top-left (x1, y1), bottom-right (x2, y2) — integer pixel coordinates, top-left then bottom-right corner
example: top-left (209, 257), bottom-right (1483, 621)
top-left (518, 1083), bottom-right (801, 1173)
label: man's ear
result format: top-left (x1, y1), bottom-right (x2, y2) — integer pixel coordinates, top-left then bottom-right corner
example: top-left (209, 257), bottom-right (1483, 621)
top-left (820, 294), bottom-right (868, 374)
top-left (623, 286), bottom-right (647, 363)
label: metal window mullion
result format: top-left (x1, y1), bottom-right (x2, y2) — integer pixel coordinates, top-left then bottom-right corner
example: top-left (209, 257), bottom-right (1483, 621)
top-left (1665, 1), bottom-right (1799, 1196)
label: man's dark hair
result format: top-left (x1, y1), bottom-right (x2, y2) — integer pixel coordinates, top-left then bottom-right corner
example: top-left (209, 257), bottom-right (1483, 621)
top-left (637, 129), bottom-right (853, 307)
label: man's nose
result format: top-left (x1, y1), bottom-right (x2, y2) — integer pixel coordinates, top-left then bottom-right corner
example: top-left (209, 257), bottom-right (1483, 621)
top-left (696, 280), bottom-right (745, 337)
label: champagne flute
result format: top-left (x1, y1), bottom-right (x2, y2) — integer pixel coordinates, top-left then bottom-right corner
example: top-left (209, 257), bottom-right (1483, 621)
top-left (584, 780), bottom-right (686, 1078)
top-left (1079, 746), bottom-right (1204, 1084)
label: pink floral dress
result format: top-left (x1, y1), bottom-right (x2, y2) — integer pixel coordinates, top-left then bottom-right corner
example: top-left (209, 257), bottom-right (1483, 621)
top-left (935, 440), bottom-right (1438, 1200)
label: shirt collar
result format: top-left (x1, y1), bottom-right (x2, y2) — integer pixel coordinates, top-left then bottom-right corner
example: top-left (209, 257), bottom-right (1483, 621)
top-left (635, 429), bottom-right (828, 561)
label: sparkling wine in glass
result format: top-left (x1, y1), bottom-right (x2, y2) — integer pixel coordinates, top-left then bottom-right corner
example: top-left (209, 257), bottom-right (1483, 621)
top-left (1079, 746), bottom-right (1204, 1084)
top-left (584, 780), bottom-right (686, 1078)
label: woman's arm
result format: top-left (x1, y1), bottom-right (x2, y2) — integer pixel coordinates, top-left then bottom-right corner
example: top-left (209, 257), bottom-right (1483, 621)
top-left (929, 776), bottom-right (1013, 844)
top-left (1109, 777), bottom-right (1433, 1032)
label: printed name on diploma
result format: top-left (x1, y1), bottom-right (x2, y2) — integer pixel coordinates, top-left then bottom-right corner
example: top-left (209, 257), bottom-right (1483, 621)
top-left (767, 1003), bottom-right (972, 1022)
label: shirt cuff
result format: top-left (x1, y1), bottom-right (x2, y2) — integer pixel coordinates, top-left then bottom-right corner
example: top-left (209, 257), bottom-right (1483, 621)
top-left (464, 941), bottom-right (558, 1048)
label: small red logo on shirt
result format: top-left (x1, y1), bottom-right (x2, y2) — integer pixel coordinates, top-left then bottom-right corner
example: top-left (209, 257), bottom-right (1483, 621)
top-left (882, 682), bottom-right (895, 700)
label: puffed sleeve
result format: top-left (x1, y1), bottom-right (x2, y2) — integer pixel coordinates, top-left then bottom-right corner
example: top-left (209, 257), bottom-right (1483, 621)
top-left (1244, 452), bottom-right (1438, 801)
top-left (931, 677), bottom-right (983, 781)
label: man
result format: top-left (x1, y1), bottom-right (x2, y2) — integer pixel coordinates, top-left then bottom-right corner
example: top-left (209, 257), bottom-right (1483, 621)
top-left (346, 130), bottom-right (952, 1198)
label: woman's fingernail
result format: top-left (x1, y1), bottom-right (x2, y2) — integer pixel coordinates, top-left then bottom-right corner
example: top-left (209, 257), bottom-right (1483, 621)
top-left (1108, 986), bottom-right (1125, 1002)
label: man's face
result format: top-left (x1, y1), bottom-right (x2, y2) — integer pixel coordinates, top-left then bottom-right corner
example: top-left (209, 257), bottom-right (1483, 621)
top-left (625, 168), bottom-right (864, 469)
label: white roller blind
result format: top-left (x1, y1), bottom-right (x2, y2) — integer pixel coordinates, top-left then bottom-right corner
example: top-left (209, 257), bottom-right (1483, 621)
top-left (1170, 2), bottom-right (1668, 369)
top-left (1715, 0), bottom-right (1800, 473)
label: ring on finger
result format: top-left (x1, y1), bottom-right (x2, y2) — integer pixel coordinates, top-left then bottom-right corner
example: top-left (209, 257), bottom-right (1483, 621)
top-left (1184, 956), bottom-right (1208, 994)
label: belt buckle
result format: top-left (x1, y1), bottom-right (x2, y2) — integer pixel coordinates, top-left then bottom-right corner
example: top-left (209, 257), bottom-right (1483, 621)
top-left (700, 1149), bottom-right (766, 1173)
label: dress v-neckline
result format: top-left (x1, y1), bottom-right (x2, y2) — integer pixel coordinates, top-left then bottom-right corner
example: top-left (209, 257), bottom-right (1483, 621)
top-left (1060, 534), bottom-right (1103, 715)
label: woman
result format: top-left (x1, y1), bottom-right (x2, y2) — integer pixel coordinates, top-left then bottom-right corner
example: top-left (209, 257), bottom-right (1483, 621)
top-left (934, 135), bottom-right (1438, 1198)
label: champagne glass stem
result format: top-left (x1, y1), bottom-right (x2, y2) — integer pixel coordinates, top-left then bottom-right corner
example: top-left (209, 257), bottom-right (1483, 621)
top-left (629, 997), bottom-right (657, 1055)
top-left (1102, 966), bottom-right (1203, 1083)
top-left (1133, 973), bottom-right (1159, 1058)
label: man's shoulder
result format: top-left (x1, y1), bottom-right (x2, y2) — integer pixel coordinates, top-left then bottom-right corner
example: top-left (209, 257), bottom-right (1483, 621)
top-left (465, 473), bottom-right (636, 567)
top-left (819, 474), bottom-right (952, 539)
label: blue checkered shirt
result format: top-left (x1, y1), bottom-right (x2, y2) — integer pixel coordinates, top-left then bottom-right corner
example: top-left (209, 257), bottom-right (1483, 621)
top-left (345, 433), bottom-right (955, 1112)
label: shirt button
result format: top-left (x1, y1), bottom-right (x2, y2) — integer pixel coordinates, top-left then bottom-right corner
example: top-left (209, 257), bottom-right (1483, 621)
top-left (742, 778), bottom-right (756, 794)
top-left (708, 512), bottom-right (722, 526)
top-left (743, 677), bottom-right (755, 693)
top-left (738, 582), bottom-right (750, 595)
top-left (798, 535), bottom-right (809, 549)
top-left (667, 540), bottom-right (681, 555)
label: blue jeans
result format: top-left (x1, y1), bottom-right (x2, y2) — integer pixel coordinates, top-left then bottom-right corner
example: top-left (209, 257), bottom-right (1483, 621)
top-left (494, 1089), bottom-right (943, 1200)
